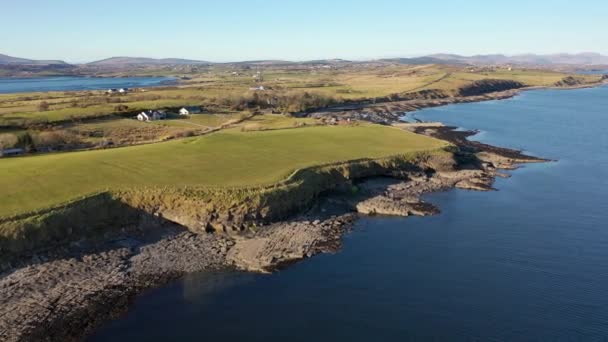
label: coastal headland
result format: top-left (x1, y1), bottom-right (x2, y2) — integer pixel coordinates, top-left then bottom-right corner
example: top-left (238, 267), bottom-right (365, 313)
top-left (0, 63), bottom-right (605, 341)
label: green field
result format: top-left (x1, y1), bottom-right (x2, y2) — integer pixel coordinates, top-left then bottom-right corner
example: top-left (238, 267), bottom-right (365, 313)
top-left (0, 124), bottom-right (447, 218)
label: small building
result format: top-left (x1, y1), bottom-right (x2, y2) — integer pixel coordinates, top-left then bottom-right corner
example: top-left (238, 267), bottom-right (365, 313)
top-left (106, 88), bottom-right (118, 94)
top-left (118, 88), bottom-right (129, 93)
top-left (249, 85), bottom-right (265, 91)
top-left (179, 106), bottom-right (202, 116)
top-left (0, 148), bottom-right (25, 157)
top-left (137, 110), bottom-right (166, 122)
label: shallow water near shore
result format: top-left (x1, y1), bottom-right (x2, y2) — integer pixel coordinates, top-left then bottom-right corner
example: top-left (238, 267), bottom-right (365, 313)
top-left (0, 76), bottom-right (174, 93)
top-left (90, 85), bottom-right (608, 341)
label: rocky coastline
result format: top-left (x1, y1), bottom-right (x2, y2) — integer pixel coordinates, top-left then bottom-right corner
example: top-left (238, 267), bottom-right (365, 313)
top-left (0, 94), bottom-right (548, 341)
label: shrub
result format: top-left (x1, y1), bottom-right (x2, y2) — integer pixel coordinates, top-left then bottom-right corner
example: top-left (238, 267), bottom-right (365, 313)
top-left (32, 131), bottom-right (82, 150)
top-left (38, 101), bottom-right (50, 111)
top-left (114, 104), bottom-right (129, 112)
top-left (0, 133), bottom-right (18, 150)
top-left (16, 132), bottom-right (35, 151)
top-left (173, 130), bottom-right (196, 138)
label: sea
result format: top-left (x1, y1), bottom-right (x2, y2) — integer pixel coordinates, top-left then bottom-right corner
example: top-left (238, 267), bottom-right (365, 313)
top-left (0, 76), bottom-right (174, 94)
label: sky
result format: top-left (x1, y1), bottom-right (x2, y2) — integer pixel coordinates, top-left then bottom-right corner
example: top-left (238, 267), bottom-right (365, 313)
top-left (1, 0), bottom-right (606, 63)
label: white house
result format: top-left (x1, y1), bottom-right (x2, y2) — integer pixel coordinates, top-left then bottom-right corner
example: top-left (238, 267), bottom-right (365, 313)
top-left (118, 88), bottom-right (130, 93)
top-left (179, 106), bottom-right (202, 116)
top-left (106, 88), bottom-right (118, 94)
top-left (137, 110), bottom-right (166, 122)
top-left (137, 112), bottom-right (150, 121)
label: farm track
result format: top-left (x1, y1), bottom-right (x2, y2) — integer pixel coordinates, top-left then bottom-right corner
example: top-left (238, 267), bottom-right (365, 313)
top-left (405, 72), bottom-right (453, 93)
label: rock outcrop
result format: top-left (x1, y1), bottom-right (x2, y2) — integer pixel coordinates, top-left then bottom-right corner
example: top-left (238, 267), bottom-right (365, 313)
top-left (554, 76), bottom-right (585, 87)
top-left (227, 214), bottom-right (356, 273)
top-left (457, 79), bottom-right (526, 97)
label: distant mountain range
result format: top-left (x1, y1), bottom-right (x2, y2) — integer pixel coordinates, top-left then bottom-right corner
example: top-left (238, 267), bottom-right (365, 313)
top-left (86, 57), bottom-right (211, 66)
top-left (227, 59), bottom-right (353, 66)
top-left (1, 52), bottom-right (608, 67)
top-left (0, 53), bottom-right (67, 65)
top-left (386, 53), bottom-right (608, 66)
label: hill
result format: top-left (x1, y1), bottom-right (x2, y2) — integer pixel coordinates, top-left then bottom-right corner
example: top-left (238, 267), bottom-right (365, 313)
top-left (425, 53), bottom-right (608, 66)
top-left (228, 60), bottom-right (296, 66)
top-left (380, 57), bottom-right (465, 65)
top-left (0, 53), bottom-right (68, 65)
top-left (87, 57), bottom-right (212, 66)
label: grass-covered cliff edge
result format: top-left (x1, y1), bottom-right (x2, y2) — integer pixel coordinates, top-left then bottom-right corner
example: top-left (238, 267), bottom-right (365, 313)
top-left (0, 124), bottom-right (451, 265)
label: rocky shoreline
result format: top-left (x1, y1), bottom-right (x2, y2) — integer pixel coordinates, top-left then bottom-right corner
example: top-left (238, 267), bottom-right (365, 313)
top-left (307, 81), bottom-right (607, 125)
top-left (308, 88), bottom-right (523, 125)
top-left (0, 99), bottom-right (548, 341)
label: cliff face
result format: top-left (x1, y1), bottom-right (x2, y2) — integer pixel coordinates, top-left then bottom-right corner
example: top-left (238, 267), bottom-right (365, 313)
top-left (0, 193), bottom-right (144, 267)
top-left (116, 150), bottom-right (454, 233)
top-left (457, 79), bottom-right (526, 97)
top-left (0, 149), bottom-right (453, 267)
top-left (554, 76), bottom-right (586, 87)
top-left (390, 89), bottom-right (450, 101)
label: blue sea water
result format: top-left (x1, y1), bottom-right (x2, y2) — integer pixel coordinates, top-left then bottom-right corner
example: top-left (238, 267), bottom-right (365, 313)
top-left (0, 76), bottom-right (174, 94)
top-left (90, 85), bottom-right (608, 341)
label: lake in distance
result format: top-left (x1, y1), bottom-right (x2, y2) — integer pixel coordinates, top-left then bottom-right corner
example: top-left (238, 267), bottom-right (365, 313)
top-left (0, 76), bottom-right (174, 94)
top-left (90, 85), bottom-right (608, 341)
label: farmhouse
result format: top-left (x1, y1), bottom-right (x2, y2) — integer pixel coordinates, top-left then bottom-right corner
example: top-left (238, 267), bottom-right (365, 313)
top-left (106, 88), bottom-right (118, 94)
top-left (179, 106), bottom-right (202, 115)
top-left (0, 148), bottom-right (25, 157)
top-left (118, 88), bottom-right (130, 93)
top-left (137, 110), bottom-right (166, 122)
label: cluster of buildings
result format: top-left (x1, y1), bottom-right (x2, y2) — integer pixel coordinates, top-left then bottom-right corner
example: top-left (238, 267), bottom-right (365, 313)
top-left (106, 88), bottom-right (130, 94)
top-left (136, 110), bottom-right (166, 122)
top-left (136, 106), bottom-right (202, 122)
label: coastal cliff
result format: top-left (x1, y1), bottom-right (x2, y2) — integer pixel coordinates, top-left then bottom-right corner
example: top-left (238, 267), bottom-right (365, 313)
top-left (0, 150), bottom-right (451, 269)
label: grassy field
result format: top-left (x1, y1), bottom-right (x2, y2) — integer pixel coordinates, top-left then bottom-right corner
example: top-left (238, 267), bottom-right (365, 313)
top-left (0, 124), bottom-right (447, 217)
top-left (158, 112), bottom-right (243, 128)
top-left (238, 114), bottom-right (318, 131)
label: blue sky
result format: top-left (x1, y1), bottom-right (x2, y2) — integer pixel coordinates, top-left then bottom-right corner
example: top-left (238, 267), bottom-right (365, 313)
top-left (1, 0), bottom-right (606, 63)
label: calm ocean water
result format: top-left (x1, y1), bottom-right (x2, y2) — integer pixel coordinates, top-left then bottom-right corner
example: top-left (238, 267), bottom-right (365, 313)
top-left (0, 76), bottom-right (174, 94)
top-left (90, 85), bottom-right (608, 341)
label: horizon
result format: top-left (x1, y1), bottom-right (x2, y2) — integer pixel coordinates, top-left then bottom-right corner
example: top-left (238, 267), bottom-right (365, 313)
top-left (1, 0), bottom-right (606, 63)
top-left (2, 51), bottom-right (608, 65)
